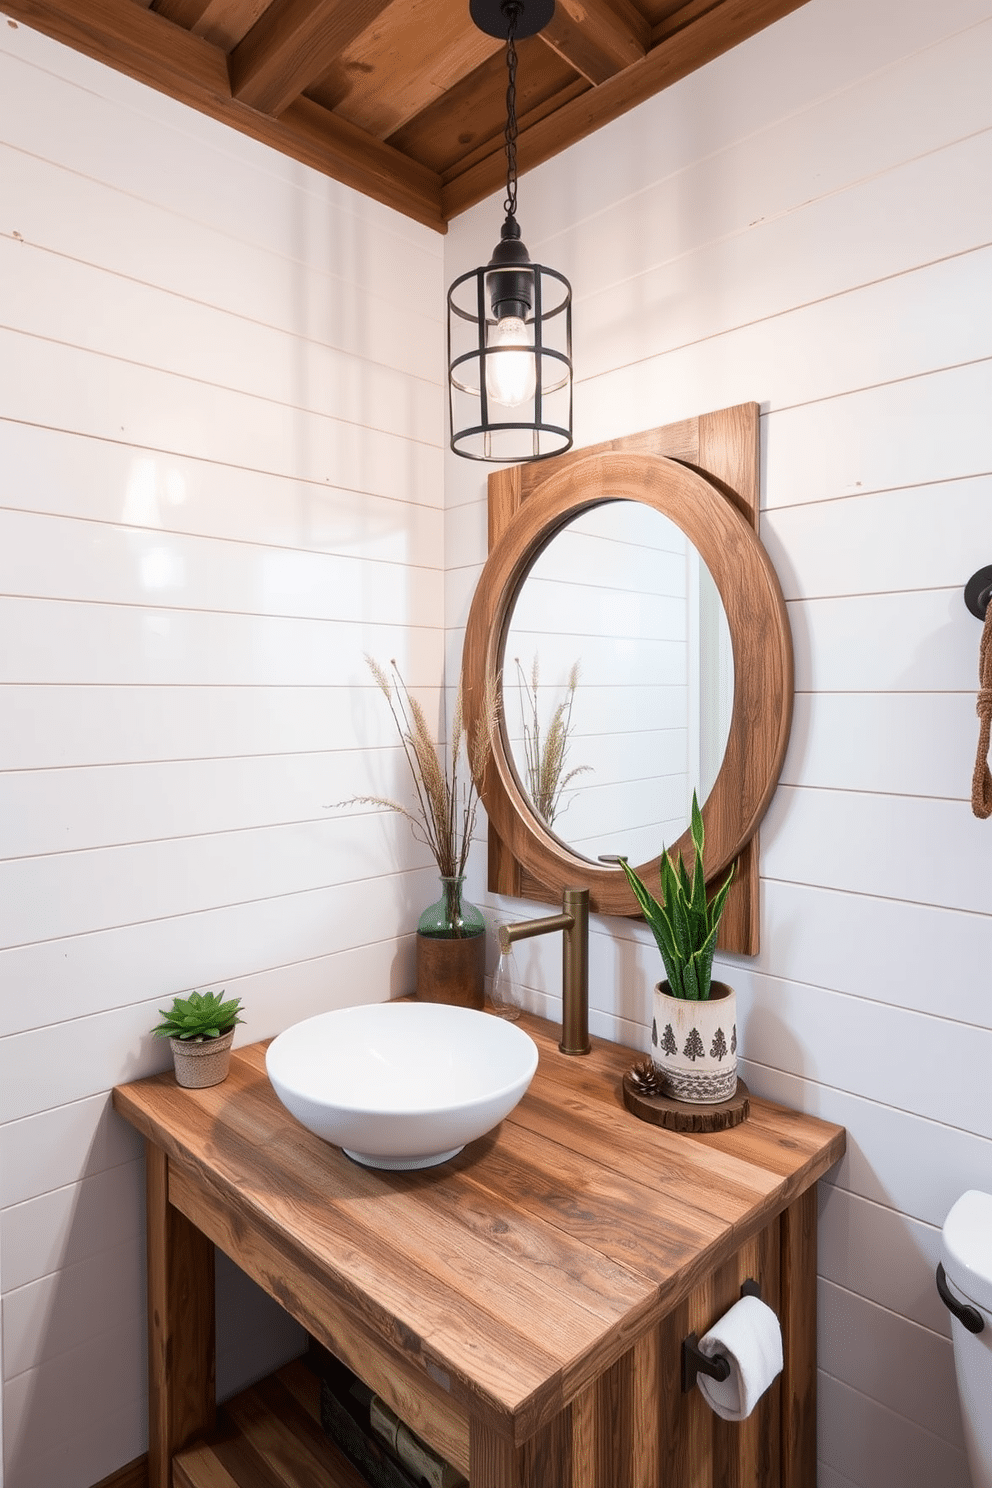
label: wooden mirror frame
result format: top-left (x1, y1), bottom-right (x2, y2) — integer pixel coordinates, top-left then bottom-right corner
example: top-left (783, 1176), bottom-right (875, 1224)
top-left (462, 403), bottom-right (793, 955)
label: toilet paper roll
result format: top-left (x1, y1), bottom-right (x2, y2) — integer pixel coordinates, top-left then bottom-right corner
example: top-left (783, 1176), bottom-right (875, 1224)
top-left (697, 1294), bottom-right (784, 1422)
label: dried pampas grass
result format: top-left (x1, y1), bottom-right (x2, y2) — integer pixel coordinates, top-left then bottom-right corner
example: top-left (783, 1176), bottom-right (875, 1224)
top-left (342, 657), bottom-right (498, 880)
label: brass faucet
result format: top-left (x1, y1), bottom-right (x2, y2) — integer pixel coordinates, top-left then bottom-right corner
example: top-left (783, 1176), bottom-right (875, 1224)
top-left (497, 887), bottom-right (590, 1055)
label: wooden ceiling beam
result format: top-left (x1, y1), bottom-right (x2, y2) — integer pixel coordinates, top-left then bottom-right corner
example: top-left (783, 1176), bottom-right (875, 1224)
top-left (228, 0), bottom-right (395, 116)
top-left (151, 0), bottom-right (215, 28)
top-left (6, 0), bottom-right (232, 104)
top-left (2, 0), bottom-right (447, 230)
top-left (189, 0), bottom-right (275, 52)
top-left (442, 0), bottom-right (812, 219)
top-left (538, 0), bottom-right (649, 85)
top-left (650, 0), bottom-right (726, 46)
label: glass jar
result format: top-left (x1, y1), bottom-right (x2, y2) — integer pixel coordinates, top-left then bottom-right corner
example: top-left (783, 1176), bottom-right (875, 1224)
top-left (417, 875), bottom-right (485, 940)
top-left (416, 876), bottom-right (486, 1009)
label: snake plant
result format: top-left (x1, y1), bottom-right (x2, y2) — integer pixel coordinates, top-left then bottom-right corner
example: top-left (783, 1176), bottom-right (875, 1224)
top-left (616, 792), bottom-right (734, 1001)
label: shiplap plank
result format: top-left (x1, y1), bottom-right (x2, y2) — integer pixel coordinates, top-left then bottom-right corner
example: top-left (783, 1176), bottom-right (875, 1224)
top-left (445, 559), bottom-right (487, 635)
top-left (2, 1235), bottom-right (145, 1379)
top-left (735, 1059), bottom-right (992, 1238)
top-left (749, 877), bottom-right (992, 1028)
top-left (0, 897), bottom-right (429, 1038)
top-left (0, 143), bottom-right (441, 379)
top-left (582, 243), bottom-right (989, 442)
top-left (1, 1327), bottom-right (148, 1488)
top-left (542, 21), bottom-right (992, 296)
top-left (0, 331), bottom-right (444, 506)
top-left (0, 682), bottom-right (441, 770)
top-left (762, 784), bottom-right (992, 918)
top-left (792, 588), bottom-right (979, 694)
top-left (818, 1280), bottom-right (964, 1449)
top-left (818, 1370), bottom-right (971, 1488)
top-left (0, 235), bottom-right (443, 426)
top-left (0, 1157), bottom-right (145, 1293)
top-left (0, 939), bottom-right (414, 1123)
top-left (444, 496), bottom-right (488, 572)
top-left (818, 1469), bottom-right (861, 1488)
top-left (0, 510), bottom-right (443, 629)
top-left (444, 0), bottom-right (992, 256)
top-left (0, 1091), bottom-right (143, 1209)
top-left (576, 130), bottom-right (992, 383)
top-left (763, 361), bottom-right (992, 509)
top-left (763, 476), bottom-right (992, 603)
top-left (0, 812), bottom-right (431, 950)
top-left (817, 1186), bottom-right (949, 1339)
top-left (0, 0), bottom-right (444, 228)
top-left (1, 745), bottom-right (431, 863)
top-left (730, 966), bottom-right (992, 1140)
top-left (0, 422), bottom-right (445, 564)
top-left (0, 34), bottom-right (443, 265)
top-left (0, 597), bottom-right (443, 687)
top-left (781, 692), bottom-right (979, 801)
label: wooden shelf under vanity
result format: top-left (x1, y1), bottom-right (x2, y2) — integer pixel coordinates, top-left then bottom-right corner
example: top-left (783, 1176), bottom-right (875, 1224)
top-left (114, 1012), bottom-right (845, 1488)
top-left (172, 1360), bottom-right (365, 1488)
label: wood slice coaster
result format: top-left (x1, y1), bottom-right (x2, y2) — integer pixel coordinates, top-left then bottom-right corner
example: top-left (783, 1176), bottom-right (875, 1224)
top-left (622, 1072), bottom-right (750, 1131)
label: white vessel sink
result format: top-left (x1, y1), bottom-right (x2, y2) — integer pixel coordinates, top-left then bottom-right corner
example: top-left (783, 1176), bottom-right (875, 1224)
top-left (265, 1001), bottom-right (539, 1170)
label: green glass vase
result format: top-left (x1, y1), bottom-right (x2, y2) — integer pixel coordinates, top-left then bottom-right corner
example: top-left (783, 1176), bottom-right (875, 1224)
top-left (416, 875), bottom-right (486, 1009)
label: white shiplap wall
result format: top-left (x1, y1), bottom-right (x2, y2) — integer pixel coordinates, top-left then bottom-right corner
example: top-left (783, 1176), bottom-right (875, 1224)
top-left (0, 18), bottom-right (444, 1488)
top-left (444, 0), bottom-right (992, 1483)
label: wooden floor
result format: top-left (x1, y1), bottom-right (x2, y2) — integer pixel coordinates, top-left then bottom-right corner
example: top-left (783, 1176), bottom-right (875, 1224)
top-left (174, 1359), bottom-right (367, 1488)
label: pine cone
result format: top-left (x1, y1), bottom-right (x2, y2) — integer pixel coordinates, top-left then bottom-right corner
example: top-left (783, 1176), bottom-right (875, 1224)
top-left (628, 1058), bottom-right (663, 1095)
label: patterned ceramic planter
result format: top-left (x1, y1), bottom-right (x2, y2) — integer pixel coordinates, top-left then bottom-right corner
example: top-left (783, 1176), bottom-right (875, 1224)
top-left (170, 1028), bottom-right (235, 1089)
top-left (651, 980), bottom-right (737, 1104)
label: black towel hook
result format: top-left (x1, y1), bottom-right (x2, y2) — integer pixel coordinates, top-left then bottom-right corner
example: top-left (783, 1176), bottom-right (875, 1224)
top-left (965, 566), bottom-right (992, 620)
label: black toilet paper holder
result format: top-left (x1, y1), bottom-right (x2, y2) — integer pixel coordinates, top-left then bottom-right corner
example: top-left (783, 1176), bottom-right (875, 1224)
top-left (682, 1279), bottom-right (762, 1394)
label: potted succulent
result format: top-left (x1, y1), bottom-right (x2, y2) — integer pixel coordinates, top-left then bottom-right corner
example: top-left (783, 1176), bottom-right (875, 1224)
top-left (616, 794), bottom-right (738, 1104)
top-left (152, 989), bottom-right (244, 1089)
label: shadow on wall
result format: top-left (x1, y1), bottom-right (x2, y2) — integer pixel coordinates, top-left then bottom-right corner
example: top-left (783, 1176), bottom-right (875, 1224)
top-left (2, 1115), bottom-right (148, 1488)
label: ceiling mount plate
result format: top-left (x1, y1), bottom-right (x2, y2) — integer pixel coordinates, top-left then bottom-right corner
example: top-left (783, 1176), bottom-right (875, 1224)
top-left (470, 0), bottom-right (555, 40)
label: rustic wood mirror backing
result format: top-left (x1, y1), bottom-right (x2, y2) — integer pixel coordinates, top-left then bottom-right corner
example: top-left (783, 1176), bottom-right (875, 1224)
top-left (462, 404), bottom-right (793, 955)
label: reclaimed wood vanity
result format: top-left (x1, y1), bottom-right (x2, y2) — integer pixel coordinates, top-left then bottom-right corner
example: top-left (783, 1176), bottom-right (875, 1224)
top-left (113, 1012), bottom-right (844, 1488)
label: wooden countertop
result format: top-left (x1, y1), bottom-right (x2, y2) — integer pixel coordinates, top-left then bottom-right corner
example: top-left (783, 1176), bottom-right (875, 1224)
top-left (114, 1011), bottom-right (844, 1452)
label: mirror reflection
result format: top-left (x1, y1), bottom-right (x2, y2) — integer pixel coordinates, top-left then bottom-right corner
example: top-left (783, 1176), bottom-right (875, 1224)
top-left (502, 501), bottom-right (734, 864)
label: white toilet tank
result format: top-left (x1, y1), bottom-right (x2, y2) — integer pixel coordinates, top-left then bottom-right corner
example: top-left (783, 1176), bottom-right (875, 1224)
top-left (941, 1190), bottom-right (992, 1488)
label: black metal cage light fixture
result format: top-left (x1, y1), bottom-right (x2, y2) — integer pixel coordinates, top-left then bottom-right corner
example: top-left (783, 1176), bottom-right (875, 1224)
top-left (448, 0), bottom-right (573, 462)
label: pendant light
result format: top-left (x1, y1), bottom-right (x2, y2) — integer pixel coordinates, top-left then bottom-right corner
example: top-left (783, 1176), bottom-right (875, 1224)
top-left (448, 0), bottom-right (573, 462)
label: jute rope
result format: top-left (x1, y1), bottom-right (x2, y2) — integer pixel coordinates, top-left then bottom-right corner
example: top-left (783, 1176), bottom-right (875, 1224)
top-left (972, 599), bottom-right (992, 819)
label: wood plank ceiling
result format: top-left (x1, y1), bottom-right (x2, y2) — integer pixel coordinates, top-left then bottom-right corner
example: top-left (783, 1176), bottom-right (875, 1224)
top-left (4, 0), bottom-right (811, 230)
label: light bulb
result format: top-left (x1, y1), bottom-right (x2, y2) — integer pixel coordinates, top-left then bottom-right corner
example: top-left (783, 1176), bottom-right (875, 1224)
top-left (485, 316), bottom-right (536, 408)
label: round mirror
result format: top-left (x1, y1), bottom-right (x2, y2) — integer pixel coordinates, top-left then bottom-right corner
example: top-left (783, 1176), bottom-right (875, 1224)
top-left (502, 501), bottom-right (734, 863)
top-left (462, 446), bottom-right (793, 920)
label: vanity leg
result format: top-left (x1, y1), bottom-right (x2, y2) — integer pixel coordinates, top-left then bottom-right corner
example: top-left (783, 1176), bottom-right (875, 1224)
top-left (146, 1141), bottom-right (216, 1488)
top-left (780, 1186), bottom-right (818, 1488)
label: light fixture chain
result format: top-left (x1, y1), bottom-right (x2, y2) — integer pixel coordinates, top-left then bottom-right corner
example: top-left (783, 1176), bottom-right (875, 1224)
top-left (503, 4), bottom-right (520, 220)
